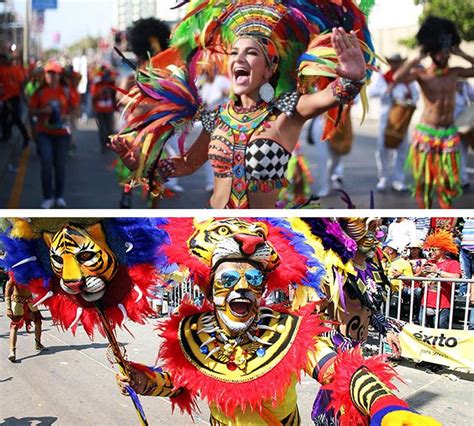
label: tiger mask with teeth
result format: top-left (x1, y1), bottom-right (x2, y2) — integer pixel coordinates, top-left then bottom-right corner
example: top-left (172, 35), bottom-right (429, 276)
top-left (43, 223), bottom-right (119, 303)
top-left (188, 218), bottom-right (280, 272)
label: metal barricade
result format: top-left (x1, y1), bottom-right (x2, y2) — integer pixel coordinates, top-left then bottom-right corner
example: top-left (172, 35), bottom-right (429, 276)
top-left (168, 279), bottom-right (204, 313)
top-left (383, 276), bottom-right (474, 331)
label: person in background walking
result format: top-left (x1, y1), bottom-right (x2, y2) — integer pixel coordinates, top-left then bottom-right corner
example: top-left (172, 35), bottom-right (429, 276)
top-left (369, 54), bottom-right (419, 192)
top-left (0, 53), bottom-right (31, 147)
top-left (5, 276), bottom-right (46, 362)
top-left (29, 61), bottom-right (73, 209)
top-left (91, 65), bottom-right (117, 153)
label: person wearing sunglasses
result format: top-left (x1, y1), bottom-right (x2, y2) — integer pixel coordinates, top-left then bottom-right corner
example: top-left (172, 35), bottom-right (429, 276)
top-left (116, 218), bottom-right (438, 426)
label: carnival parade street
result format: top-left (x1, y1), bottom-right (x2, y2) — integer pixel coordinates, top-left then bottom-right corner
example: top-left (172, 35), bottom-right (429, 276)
top-left (0, 304), bottom-right (471, 425)
top-left (1, 118), bottom-right (473, 209)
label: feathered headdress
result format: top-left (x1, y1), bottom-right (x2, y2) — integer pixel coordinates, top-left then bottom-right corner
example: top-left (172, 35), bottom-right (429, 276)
top-left (0, 218), bottom-right (169, 337)
top-left (159, 217), bottom-right (326, 298)
top-left (116, 0), bottom-right (378, 192)
top-left (424, 230), bottom-right (459, 255)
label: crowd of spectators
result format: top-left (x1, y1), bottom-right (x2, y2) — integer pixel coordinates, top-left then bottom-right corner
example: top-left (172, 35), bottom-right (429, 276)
top-left (380, 217), bottom-right (474, 331)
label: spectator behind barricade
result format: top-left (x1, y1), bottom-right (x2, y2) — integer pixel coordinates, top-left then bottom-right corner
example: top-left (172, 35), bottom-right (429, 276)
top-left (420, 230), bottom-right (461, 330)
top-left (430, 217), bottom-right (457, 234)
top-left (459, 217), bottom-right (474, 330)
top-left (91, 65), bottom-right (117, 153)
top-left (29, 61), bottom-right (73, 209)
top-left (383, 240), bottom-right (414, 292)
top-left (386, 217), bottom-right (417, 255)
top-left (407, 240), bottom-right (427, 324)
top-left (411, 217), bottom-right (430, 243)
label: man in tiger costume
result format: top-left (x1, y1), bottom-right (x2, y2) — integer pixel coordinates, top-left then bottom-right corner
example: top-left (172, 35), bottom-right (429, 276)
top-left (117, 218), bottom-right (439, 426)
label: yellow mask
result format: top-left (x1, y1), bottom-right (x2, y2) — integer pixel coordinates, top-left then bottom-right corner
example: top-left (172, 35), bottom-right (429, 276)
top-left (43, 223), bottom-right (118, 302)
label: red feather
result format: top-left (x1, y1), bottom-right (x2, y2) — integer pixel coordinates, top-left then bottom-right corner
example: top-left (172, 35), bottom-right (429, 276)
top-left (156, 300), bottom-right (327, 418)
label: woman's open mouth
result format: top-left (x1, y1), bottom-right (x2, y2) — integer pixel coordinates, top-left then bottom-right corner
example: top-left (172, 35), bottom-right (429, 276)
top-left (233, 68), bottom-right (250, 86)
top-left (229, 298), bottom-right (252, 317)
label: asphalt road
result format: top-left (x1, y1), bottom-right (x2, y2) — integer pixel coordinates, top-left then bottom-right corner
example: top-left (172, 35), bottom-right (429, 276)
top-left (1, 117), bottom-right (473, 209)
top-left (1, 300), bottom-right (473, 425)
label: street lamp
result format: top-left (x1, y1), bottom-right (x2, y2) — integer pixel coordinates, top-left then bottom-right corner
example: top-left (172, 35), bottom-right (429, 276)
top-left (23, 0), bottom-right (31, 65)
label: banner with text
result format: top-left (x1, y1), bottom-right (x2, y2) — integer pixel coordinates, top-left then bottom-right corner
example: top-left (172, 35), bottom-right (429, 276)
top-left (399, 323), bottom-right (474, 370)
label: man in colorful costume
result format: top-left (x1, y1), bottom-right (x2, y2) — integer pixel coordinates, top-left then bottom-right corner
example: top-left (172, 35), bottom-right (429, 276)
top-left (0, 218), bottom-right (169, 424)
top-left (393, 16), bottom-right (474, 208)
top-left (294, 218), bottom-right (414, 425)
top-left (5, 275), bottom-right (46, 362)
top-left (110, 0), bottom-right (379, 209)
top-left (117, 218), bottom-right (439, 425)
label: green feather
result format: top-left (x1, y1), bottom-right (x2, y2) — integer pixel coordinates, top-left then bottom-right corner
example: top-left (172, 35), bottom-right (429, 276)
top-left (358, 0), bottom-right (376, 16)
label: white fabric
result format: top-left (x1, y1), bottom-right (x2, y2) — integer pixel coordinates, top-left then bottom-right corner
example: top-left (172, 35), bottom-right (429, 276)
top-left (386, 219), bottom-right (417, 253)
top-left (369, 72), bottom-right (419, 183)
top-left (455, 81), bottom-right (474, 185)
top-left (312, 116), bottom-right (344, 195)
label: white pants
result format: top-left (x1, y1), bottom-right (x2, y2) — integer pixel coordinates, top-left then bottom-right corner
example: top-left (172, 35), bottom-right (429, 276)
top-left (375, 111), bottom-right (409, 184)
top-left (312, 118), bottom-right (344, 194)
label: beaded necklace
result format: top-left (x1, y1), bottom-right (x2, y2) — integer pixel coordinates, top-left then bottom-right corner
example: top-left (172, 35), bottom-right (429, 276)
top-left (219, 100), bottom-right (275, 208)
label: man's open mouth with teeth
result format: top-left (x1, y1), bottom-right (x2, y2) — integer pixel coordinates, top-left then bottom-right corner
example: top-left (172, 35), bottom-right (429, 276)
top-left (229, 297), bottom-right (253, 317)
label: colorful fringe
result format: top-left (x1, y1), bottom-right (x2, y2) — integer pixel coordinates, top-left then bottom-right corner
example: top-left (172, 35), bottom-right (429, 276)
top-left (407, 124), bottom-right (462, 208)
top-left (279, 149), bottom-right (314, 205)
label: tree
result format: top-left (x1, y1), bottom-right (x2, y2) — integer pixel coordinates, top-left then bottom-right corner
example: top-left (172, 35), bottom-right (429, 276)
top-left (414, 0), bottom-right (474, 41)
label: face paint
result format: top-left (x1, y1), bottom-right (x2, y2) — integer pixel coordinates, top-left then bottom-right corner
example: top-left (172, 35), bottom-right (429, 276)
top-left (43, 223), bottom-right (118, 302)
top-left (212, 261), bottom-right (266, 336)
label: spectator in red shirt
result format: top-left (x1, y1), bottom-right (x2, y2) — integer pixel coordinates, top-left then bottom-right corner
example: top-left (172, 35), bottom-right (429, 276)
top-left (29, 61), bottom-right (72, 209)
top-left (91, 65), bottom-right (116, 152)
top-left (420, 230), bottom-right (461, 329)
top-left (0, 53), bottom-right (31, 146)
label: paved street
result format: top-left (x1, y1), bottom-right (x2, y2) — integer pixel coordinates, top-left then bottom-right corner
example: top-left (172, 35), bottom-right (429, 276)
top-left (1, 117), bottom-right (473, 210)
top-left (1, 301), bottom-right (473, 425)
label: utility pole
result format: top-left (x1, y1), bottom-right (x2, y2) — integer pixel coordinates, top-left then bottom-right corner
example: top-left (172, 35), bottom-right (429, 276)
top-left (23, 0), bottom-right (31, 65)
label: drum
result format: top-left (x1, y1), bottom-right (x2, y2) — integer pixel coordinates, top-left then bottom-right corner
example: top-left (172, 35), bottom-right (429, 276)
top-left (384, 101), bottom-right (416, 149)
top-left (329, 114), bottom-right (353, 156)
top-left (456, 106), bottom-right (474, 149)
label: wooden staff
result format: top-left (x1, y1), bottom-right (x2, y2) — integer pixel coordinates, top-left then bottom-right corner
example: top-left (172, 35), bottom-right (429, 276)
top-left (95, 301), bottom-right (149, 426)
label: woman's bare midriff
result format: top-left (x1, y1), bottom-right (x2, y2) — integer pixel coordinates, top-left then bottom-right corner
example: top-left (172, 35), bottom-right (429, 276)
top-left (208, 177), bottom-right (280, 209)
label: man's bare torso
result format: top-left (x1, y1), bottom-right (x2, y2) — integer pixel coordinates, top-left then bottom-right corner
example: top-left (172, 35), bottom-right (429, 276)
top-left (417, 69), bottom-right (458, 127)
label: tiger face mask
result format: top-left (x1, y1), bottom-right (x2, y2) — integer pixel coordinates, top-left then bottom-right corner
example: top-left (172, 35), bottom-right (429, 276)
top-left (43, 223), bottom-right (118, 302)
top-left (212, 261), bottom-right (266, 337)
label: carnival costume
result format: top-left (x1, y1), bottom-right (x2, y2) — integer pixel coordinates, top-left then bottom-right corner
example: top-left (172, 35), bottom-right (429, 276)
top-left (115, 0), bottom-right (378, 208)
top-left (0, 218), bottom-right (169, 425)
top-left (122, 217), bottom-right (438, 425)
top-left (294, 218), bottom-right (434, 425)
top-left (407, 17), bottom-right (463, 208)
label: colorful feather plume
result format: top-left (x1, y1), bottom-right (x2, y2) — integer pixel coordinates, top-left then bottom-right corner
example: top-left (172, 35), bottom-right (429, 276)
top-left (116, 0), bottom-right (378, 189)
top-left (159, 218), bottom-right (326, 298)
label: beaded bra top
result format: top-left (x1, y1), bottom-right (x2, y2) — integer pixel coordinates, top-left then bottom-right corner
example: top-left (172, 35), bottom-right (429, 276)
top-left (201, 92), bottom-right (299, 209)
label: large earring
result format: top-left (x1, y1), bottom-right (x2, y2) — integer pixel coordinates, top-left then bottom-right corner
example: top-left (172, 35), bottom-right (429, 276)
top-left (259, 82), bottom-right (275, 103)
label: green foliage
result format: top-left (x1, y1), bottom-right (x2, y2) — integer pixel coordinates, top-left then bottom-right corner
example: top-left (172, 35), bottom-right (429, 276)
top-left (414, 0), bottom-right (474, 41)
top-left (66, 36), bottom-right (100, 55)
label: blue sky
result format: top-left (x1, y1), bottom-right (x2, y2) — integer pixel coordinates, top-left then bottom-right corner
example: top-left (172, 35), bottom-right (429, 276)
top-left (13, 0), bottom-right (115, 48)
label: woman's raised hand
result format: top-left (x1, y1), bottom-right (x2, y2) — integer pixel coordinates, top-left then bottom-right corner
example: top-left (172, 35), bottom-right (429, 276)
top-left (107, 134), bottom-right (140, 171)
top-left (332, 27), bottom-right (366, 81)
